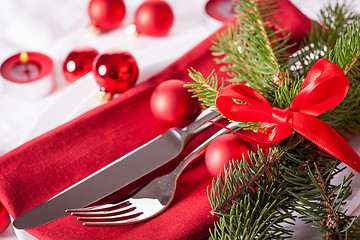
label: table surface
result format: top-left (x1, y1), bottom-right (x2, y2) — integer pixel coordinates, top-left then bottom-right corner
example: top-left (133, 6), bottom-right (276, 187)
top-left (0, 0), bottom-right (358, 239)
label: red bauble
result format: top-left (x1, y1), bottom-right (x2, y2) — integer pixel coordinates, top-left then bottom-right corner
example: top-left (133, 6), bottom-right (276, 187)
top-left (93, 49), bottom-right (139, 94)
top-left (0, 202), bottom-right (10, 234)
top-left (150, 79), bottom-right (200, 125)
top-left (205, 133), bottom-right (254, 177)
top-left (63, 47), bottom-right (99, 83)
top-left (88, 0), bottom-right (126, 31)
top-left (135, 0), bottom-right (174, 37)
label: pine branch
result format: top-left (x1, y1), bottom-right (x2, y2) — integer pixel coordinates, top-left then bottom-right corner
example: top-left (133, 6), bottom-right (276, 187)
top-left (288, 162), bottom-right (359, 239)
top-left (286, 6), bottom-right (360, 138)
top-left (310, 164), bottom-right (352, 239)
top-left (327, 21), bottom-right (360, 72)
top-left (186, 1), bottom-right (360, 239)
top-left (208, 141), bottom-right (300, 239)
top-left (210, 190), bottom-right (295, 239)
top-left (185, 68), bottom-right (224, 108)
top-left (281, 137), bottom-right (360, 239)
top-left (251, 0), bottom-right (281, 72)
top-left (272, 75), bottom-right (302, 109)
top-left (189, 0), bottom-right (296, 110)
top-left (288, 2), bottom-right (358, 76)
top-left (321, 20), bottom-right (360, 137)
top-left (210, 0), bottom-right (292, 91)
top-left (209, 147), bottom-right (283, 214)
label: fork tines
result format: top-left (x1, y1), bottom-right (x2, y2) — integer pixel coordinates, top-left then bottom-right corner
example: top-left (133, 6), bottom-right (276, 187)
top-left (66, 200), bottom-right (144, 226)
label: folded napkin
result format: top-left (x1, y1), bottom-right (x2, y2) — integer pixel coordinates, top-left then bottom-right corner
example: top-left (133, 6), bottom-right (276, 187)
top-left (0, 1), bottom-right (312, 239)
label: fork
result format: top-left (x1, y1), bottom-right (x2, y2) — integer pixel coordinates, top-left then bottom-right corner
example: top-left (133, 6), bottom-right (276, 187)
top-left (66, 122), bottom-right (239, 226)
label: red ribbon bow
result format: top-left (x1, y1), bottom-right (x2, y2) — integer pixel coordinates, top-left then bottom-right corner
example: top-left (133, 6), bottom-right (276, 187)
top-left (216, 58), bottom-right (360, 173)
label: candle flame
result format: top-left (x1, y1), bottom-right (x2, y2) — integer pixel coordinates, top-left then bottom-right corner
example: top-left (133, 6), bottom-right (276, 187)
top-left (19, 52), bottom-right (29, 64)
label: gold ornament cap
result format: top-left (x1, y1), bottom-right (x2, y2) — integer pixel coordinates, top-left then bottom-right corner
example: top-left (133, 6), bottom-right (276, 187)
top-left (96, 88), bottom-right (113, 104)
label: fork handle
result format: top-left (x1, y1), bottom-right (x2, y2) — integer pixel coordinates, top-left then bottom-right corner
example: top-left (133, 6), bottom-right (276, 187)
top-left (172, 122), bottom-right (240, 179)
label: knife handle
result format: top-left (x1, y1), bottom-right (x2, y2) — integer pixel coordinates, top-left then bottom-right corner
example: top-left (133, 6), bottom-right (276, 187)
top-left (180, 107), bottom-right (221, 143)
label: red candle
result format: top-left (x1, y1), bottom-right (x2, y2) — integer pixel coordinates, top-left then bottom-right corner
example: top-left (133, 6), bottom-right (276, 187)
top-left (10, 52), bottom-right (41, 81)
top-left (0, 51), bottom-right (54, 98)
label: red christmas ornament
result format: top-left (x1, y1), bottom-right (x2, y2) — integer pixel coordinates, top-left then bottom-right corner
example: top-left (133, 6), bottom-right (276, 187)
top-left (205, 133), bottom-right (254, 177)
top-left (63, 47), bottom-right (99, 83)
top-left (135, 0), bottom-right (174, 37)
top-left (88, 0), bottom-right (126, 31)
top-left (0, 202), bottom-right (10, 234)
top-left (150, 79), bottom-right (200, 125)
top-left (93, 49), bottom-right (139, 102)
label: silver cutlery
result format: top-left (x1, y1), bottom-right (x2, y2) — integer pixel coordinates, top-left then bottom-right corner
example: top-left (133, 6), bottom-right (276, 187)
top-left (66, 122), bottom-right (239, 226)
top-left (13, 107), bottom-right (221, 229)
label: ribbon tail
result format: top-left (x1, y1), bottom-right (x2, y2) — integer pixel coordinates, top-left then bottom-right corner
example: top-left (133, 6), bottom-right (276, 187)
top-left (207, 120), bottom-right (272, 148)
top-left (293, 112), bottom-right (360, 173)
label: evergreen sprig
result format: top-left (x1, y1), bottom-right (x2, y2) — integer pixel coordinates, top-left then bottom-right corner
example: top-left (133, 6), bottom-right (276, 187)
top-left (320, 20), bottom-right (360, 138)
top-left (289, 163), bottom-right (358, 238)
top-left (210, 191), bottom-right (294, 239)
top-left (185, 68), bottom-right (224, 108)
top-left (210, 0), bottom-right (292, 93)
top-left (186, 1), bottom-right (360, 239)
top-left (288, 2), bottom-right (358, 76)
top-left (208, 146), bottom-right (296, 239)
top-left (282, 138), bottom-right (360, 239)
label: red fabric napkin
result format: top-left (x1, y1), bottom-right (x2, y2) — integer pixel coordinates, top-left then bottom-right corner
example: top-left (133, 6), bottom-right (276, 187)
top-left (0, 1), bottom-right (313, 239)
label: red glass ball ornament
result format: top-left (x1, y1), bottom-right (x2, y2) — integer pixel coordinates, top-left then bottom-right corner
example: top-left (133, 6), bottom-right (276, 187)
top-left (88, 0), bottom-right (126, 31)
top-left (135, 0), bottom-right (174, 37)
top-left (205, 134), bottom-right (254, 177)
top-left (0, 202), bottom-right (10, 234)
top-left (150, 79), bottom-right (200, 125)
top-left (93, 49), bottom-right (139, 95)
top-left (63, 47), bottom-right (99, 83)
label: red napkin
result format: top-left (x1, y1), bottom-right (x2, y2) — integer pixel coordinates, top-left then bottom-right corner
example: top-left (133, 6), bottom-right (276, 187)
top-left (0, 1), bottom-right (312, 239)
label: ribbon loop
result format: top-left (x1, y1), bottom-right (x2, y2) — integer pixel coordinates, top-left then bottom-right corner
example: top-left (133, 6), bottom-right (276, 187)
top-left (215, 58), bottom-right (360, 173)
top-left (291, 58), bottom-right (349, 114)
top-left (215, 84), bottom-right (273, 123)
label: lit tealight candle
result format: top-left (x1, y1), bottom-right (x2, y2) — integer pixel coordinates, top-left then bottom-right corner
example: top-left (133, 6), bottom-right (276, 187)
top-left (10, 52), bottom-right (41, 81)
top-left (0, 51), bottom-right (54, 99)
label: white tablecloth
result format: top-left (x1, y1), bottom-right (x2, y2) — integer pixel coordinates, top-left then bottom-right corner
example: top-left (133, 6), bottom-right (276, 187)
top-left (0, 0), bottom-right (357, 239)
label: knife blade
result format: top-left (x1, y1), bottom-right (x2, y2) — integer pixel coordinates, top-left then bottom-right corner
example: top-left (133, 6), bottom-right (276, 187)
top-left (13, 108), bottom-right (220, 229)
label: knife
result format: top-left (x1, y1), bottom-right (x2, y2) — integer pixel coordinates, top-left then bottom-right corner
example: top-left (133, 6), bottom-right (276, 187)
top-left (13, 108), bottom-right (221, 229)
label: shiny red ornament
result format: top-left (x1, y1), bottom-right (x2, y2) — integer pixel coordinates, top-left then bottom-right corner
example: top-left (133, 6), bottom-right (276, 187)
top-left (205, 133), bottom-right (254, 178)
top-left (93, 49), bottom-right (139, 95)
top-left (0, 202), bottom-right (10, 234)
top-left (88, 0), bottom-right (126, 31)
top-left (135, 0), bottom-right (174, 37)
top-left (150, 79), bottom-right (200, 125)
top-left (63, 47), bottom-right (99, 83)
